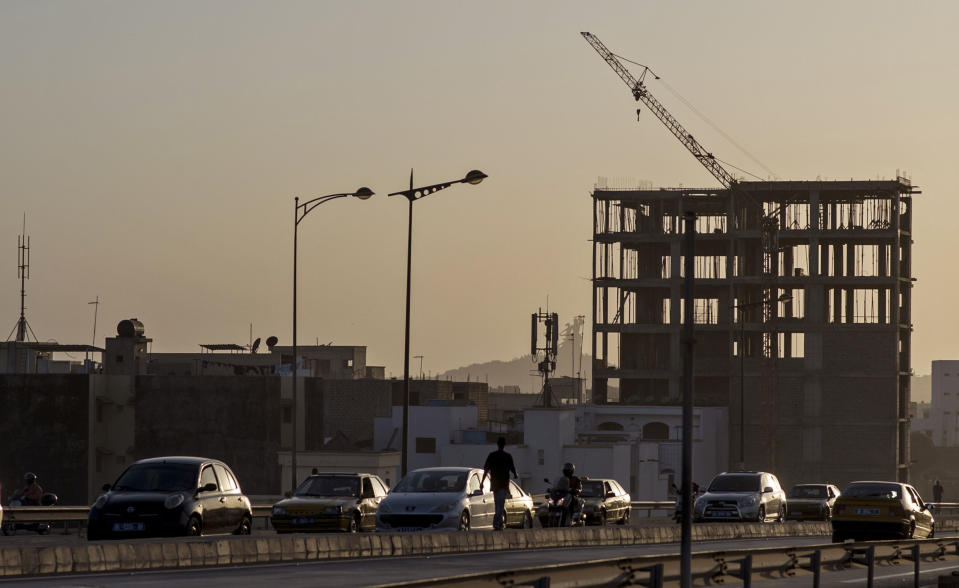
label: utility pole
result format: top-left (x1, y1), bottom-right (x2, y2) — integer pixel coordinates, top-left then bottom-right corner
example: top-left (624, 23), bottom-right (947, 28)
top-left (680, 212), bottom-right (696, 588)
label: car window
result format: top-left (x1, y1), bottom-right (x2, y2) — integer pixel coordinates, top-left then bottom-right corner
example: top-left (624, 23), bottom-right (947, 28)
top-left (708, 474), bottom-right (761, 492)
top-left (371, 477), bottom-right (388, 497)
top-left (842, 483), bottom-right (900, 499)
top-left (614, 481), bottom-right (626, 495)
top-left (467, 474), bottom-right (481, 495)
top-left (200, 466), bottom-right (218, 490)
top-left (509, 480), bottom-right (524, 498)
top-left (393, 470), bottom-right (468, 493)
top-left (213, 465), bottom-right (236, 491)
top-left (112, 463), bottom-right (197, 492)
top-left (908, 487), bottom-right (924, 508)
top-left (362, 478), bottom-right (374, 497)
top-left (604, 481), bottom-right (613, 495)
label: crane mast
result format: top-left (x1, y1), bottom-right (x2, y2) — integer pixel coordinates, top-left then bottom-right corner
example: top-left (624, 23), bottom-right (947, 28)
top-left (581, 32), bottom-right (737, 189)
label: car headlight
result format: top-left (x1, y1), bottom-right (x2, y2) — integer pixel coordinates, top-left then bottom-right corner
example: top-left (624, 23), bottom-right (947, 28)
top-left (164, 493), bottom-right (185, 510)
top-left (740, 495), bottom-right (759, 506)
top-left (92, 495), bottom-right (108, 509)
top-left (323, 506), bottom-right (343, 515)
top-left (272, 506), bottom-right (286, 517)
top-left (432, 502), bottom-right (458, 513)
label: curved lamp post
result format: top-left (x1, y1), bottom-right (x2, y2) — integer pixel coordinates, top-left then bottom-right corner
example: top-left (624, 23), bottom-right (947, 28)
top-left (291, 187), bottom-right (373, 492)
top-left (732, 292), bottom-right (792, 470)
top-left (389, 170), bottom-right (487, 477)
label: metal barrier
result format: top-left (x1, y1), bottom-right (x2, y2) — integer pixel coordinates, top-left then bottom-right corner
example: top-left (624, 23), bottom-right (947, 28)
top-left (2, 505), bottom-right (275, 534)
top-left (376, 537), bottom-right (959, 588)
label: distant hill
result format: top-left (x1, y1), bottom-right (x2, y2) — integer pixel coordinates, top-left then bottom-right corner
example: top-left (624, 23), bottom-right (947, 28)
top-left (439, 339), bottom-right (591, 392)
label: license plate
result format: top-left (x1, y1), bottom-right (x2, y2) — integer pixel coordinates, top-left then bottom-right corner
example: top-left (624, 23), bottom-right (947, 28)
top-left (854, 508), bottom-right (880, 515)
top-left (112, 522), bottom-right (145, 532)
top-left (397, 527), bottom-right (423, 532)
top-left (292, 517), bottom-right (315, 525)
top-left (711, 511), bottom-right (732, 517)
top-left (791, 511), bottom-right (802, 516)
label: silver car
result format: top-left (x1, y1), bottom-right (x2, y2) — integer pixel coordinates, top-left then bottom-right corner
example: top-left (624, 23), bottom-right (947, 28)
top-left (693, 471), bottom-right (787, 523)
top-left (375, 467), bottom-right (494, 532)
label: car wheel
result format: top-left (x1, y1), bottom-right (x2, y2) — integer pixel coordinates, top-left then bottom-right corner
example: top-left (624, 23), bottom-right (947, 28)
top-left (348, 513), bottom-right (360, 533)
top-left (757, 505), bottom-right (766, 523)
top-left (523, 512), bottom-right (533, 529)
top-left (597, 509), bottom-right (607, 525)
top-left (619, 508), bottom-right (630, 525)
top-left (186, 515), bottom-right (202, 537)
top-left (458, 510), bottom-right (470, 531)
top-left (928, 522), bottom-right (935, 539)
top-left (778, 504), bottom-right (786, 523)
top-left (823, 507), bottom-right (832, 521)
top-left (234, 516), bottom-right (252, 535)
top-left (906, 520), bottom-right (916, 539)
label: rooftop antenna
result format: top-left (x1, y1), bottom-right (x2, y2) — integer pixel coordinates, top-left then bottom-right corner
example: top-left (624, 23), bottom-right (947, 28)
top-left (86, 295), bottom-right (100, 362)
top-left (531, 306), bottom-right (559, 407)
top-left (7, 214), bottom-right (37, 343)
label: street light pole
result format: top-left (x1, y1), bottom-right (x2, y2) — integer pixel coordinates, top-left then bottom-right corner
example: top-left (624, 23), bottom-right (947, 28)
top-left (390, 169), bottom-right (487, 478)
top-left (292, 187), bottom-right (373, 494)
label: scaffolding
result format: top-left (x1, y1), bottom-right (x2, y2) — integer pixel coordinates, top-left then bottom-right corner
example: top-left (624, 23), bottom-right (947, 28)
top-left (591, 178), bottom-right (918, 486)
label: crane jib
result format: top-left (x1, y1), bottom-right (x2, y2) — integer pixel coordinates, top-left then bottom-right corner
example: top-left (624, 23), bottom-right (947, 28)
top-left (582, 31), bottom-right (735, 190)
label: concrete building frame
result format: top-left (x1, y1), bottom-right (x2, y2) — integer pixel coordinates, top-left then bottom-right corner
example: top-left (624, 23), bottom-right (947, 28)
top-left (591, 178), bottom-right (918, 487)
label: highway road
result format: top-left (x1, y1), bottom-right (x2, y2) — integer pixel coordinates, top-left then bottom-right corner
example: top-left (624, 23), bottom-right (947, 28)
top-left (7, 533), bottom-right (959, 587)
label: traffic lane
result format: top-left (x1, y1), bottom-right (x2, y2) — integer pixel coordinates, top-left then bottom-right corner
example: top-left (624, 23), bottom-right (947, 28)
top-left (3, 535), bottom-right (834, 587)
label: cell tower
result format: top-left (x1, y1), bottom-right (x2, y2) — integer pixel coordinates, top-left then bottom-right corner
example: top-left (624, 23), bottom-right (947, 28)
top-left (7, 215), bottom-right (36, 342)
top-left (530, 308), bottom-right (559, 407)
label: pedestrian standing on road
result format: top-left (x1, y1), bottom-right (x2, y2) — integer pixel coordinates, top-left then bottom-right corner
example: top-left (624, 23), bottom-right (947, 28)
top-left (481, 437), bottom-right (518, 531)
top-left (934, 479), bottom-right (944, 503)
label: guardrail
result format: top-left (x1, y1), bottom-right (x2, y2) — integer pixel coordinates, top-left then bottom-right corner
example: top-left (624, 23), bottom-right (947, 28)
top-left (1, 505), bottom-right (276, 534)
top-left (378, 537), bottom-right (959, 588)
top-left (5, 501), bottom-right (956, 532)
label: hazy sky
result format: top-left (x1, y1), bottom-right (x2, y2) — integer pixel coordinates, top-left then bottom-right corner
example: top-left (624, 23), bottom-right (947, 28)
top-left (2, 1), bottom-right (956, 377)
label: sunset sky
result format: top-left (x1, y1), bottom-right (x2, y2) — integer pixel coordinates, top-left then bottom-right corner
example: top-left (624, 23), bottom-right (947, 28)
top-left (2, 1), bottom-right (956, 377)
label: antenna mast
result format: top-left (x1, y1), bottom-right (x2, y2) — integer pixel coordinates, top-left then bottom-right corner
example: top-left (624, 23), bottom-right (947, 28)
top-left (8, 215), bottom-right (35, 342)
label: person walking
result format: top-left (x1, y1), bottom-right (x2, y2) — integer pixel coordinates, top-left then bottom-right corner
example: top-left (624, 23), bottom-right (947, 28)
top-left (933, 479), bottom-right (944, 503)
top-left (481, 437), bottom-right (518, 530)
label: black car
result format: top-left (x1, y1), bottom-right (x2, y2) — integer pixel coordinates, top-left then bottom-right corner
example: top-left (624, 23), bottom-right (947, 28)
top-left (87, 456), bottom-right (253, 540)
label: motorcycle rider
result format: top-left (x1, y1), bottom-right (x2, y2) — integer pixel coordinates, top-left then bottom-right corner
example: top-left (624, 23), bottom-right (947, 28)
top-left (10, 473), bottom-right (43, 506)
top-left (556, 462), bottom-right (583, 523)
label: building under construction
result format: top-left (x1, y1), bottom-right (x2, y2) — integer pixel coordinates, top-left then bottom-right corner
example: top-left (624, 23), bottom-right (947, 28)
top-left (591, 178), bottom-right (917, 486)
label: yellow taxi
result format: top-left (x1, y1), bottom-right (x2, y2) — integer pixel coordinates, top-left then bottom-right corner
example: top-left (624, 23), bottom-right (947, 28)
top-left (831, 481), bottom-right (934, 542)
top-left (271, 473), bottom-right (388, 533)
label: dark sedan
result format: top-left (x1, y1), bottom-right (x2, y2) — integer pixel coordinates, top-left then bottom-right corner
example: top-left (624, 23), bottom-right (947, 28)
top-left (786, 483), bottom-right (840, 521)
top-left (87, 456), bottom-right (252, 540)
top-left (580, 478), bottom-right (631, 525)
top-left (271, 473), bottom-right (388, 533)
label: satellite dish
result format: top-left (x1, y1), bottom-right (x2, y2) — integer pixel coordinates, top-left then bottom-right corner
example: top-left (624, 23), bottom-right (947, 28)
top-left (250, 338), bottom-right (261, 354)
top-left (266, 336), bottom-right (278, 350)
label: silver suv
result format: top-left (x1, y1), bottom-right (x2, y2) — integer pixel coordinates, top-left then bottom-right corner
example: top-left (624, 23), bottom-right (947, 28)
top-left (693, 471), bottom-right (786, 523)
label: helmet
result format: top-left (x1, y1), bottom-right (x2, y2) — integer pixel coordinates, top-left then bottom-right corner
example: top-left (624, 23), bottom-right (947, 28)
top-left (24, 472), bottom-right (36, 483)
top-left (562, 462), bottom-right (575, 477)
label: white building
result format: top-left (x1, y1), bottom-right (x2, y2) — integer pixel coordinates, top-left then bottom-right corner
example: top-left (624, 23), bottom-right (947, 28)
top-left (930, 360), bottom-right (959, 446)
top-left (379, 402), bottom-right (728, 500)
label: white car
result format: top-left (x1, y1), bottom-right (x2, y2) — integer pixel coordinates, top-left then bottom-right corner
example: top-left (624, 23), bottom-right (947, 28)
top-left (375, 467), bottom-right (493, 531)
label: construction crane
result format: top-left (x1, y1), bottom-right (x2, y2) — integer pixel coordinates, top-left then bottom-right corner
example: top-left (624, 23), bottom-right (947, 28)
top-left (582, 32), bottom-right (785, 473)
top-left (581, 31), bottom-right (737, 189)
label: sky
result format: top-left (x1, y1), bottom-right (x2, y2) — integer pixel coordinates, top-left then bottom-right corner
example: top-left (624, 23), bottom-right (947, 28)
top-left (1, 1), bottom-right (957, 377)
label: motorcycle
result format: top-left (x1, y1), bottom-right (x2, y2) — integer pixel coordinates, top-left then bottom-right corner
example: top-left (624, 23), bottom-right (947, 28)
top-left (543, 478), bottom-right (585, 527)
top-left (2, 492), bottom-right (59, 536)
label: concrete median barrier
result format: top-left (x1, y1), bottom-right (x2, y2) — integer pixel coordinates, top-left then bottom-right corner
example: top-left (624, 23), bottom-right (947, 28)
top-left (0, 521), bottom-right (831, 578)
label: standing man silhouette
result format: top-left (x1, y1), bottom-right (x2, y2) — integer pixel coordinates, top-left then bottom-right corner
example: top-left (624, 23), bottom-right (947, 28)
top-left (481, 437), bottom-right (518, 530)
top-left (934, 479), bottom-right (944, 503)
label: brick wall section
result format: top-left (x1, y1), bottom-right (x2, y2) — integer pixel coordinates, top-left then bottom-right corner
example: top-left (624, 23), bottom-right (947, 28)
top-left (134, 376), bottom-right (282, 495)
top-left (0, 375), bottom-right (89, 505)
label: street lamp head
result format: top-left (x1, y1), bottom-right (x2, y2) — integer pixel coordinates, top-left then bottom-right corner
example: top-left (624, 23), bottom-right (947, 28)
top-left (352, 187), bottom-right (374, 200)
top-left (463, 170), bottom-right (487, 185)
